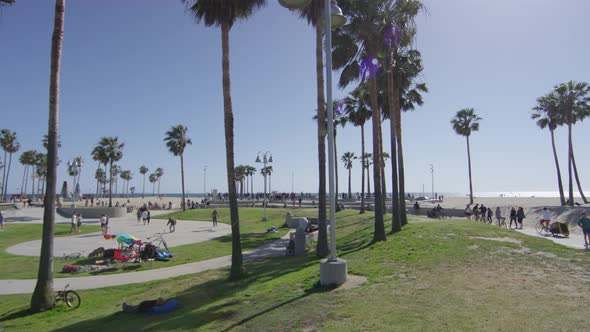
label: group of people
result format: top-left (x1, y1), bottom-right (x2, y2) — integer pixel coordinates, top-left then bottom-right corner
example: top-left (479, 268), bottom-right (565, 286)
top-left (70, 212), bottom-right (83, 233)
top-left (465, 204), bottom-right (526, 229)
top-left (136, 207), bottom-right (152, 225)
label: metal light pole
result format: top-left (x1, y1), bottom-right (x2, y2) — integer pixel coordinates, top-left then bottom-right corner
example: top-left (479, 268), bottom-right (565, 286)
top-left (203, 165), bottom-right (208, 197)
top-left (256, 151), bottom-right (272, 221)
top-left (67, 158), bottom-right (83, 208)
top-left (430, 164), bottom-right (434, 201)
top-left (279, 0), bottom-right (347, 286)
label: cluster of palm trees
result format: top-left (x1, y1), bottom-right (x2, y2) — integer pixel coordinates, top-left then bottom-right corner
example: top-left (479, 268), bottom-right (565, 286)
top-left (0, 129), bottom-right (20, 200)
top-left (532, 81), bottom-right (590, 206)
top-left (234, 165), bottom-right (258, 198)
top-left (91, 137), bottom-right (124, 207)
top-left (21, 0), bottom-right (427, 309)
top-left (1, 131), bottom-right (51, 202)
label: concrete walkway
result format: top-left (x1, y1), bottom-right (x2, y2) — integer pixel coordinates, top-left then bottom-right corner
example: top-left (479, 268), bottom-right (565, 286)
top-left (0, 234), bottom-right (289, 295)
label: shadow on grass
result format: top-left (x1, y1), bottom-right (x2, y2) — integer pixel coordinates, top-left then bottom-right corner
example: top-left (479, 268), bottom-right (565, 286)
top-left (0, 307), bottom-right (32, 322)
top-left (51, 255), bottom-right (320, 332)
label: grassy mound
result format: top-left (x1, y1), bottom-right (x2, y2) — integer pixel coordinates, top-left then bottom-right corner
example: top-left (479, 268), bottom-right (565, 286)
top-left (1, 212), bottom-right (589, 331)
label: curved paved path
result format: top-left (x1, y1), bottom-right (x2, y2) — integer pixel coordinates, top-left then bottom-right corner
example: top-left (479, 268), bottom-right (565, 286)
top-left (0, 207), bottom-right (289, 295)
top-left (0, 236), bottom-right (289, 295)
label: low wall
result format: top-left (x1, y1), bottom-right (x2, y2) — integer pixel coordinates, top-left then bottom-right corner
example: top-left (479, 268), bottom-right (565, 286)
top-left (57, 207), bottom-right (127, 219)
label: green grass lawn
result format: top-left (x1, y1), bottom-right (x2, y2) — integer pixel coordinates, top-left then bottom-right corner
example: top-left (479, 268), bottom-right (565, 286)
top-left (0, 208), bottom-right (317, 279)
top-left (2, 212), bottom-right (590, 331)
top-left (0, 224), bottom-right (100, 279)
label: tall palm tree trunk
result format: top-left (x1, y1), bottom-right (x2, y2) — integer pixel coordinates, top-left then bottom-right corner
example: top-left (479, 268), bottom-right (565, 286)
top-left (366, 163), bottom-right (371, 199)
top-left (31, 172), bottom-right (35, 199)
top-left (1, 150), bottom-right (7, 199)
top-left (3, 152), bottom-right (13, 199)
top-left (567, 123), bottom-right (574, 206)
top-left (466, 135), bottom-right (474, 205)
top-left (108, 161), bottom-right (113, 207)
top-left (360, 124), bottom-right (366, 213)
top-left (142, 173), bottom-right (146, 199)
top-left (221, 22), bottom-right (244, 279)
top-left (395, 91), bottom-right (408, 226)
top-left (571, 147), bottom-right (588, 204)
top-left (379, 121), bottom-right (387, 213)
top-left (347, 167), bottom-right (352, 199)
top-left (21, 166), bottom-right (27, 196)
top-left (388, 71), bottom-right (401, 233)
top-left (315, 20), bottom-right (328, 258)
top-left (180, 154), bottom-right (186, 211)
top-left (369, 75), bottom-right (385, 242)
top-left (31, 0), bottom-right (64, 312)
top-left (549, 129), bottom-right (566, 206)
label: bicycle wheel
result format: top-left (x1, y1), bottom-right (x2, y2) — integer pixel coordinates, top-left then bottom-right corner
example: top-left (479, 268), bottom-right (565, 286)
top-left (535, 222), bottom-right (544, 234)
top-left (65, 290), bottom-right (81, 309)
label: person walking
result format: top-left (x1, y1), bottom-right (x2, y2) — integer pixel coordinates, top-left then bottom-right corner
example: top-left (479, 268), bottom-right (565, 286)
top-left (100, 214), bottom-right (108, 235)
top-left (76, 212), bottom-right (82, 233)
top-left (479, 205), bottom-right (487, 223)
top-left (147, 210), bottom-right (151, 225)
top-left (136, 209), bottom-right (142, 223)
top-left (577, 212), bottom-right (590, 249)
top-left (516, 207), bottom-right (525, 229)
top-left (141, 209), bottom-right (148, 226)
top-left (473, 204), bottom-right (480, 221)
top-left (70, 212), bottom-right (77, 233)
top-left (509, 207), bottom-right (517, 229)
top-left (211, 209), bottom-right (218, 227)
top-left (0, 211), bottom-right (4, 231)
top-left (487, 207), bottom-right (493, 224)
top-left (495, 207), bottom-right (506, 228)
top-left (167, 218), bottom-right (177, 233)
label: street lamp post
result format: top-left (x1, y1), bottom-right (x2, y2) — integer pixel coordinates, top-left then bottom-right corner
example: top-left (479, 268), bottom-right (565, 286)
top-left (203, 165), bottom-right (208, 197)
top-left (279, 0), bottom-right (347, 286)
top-left (256, 151), bottom-right (273, 221)
top-left (67, 158), bottom-right (83, 208)
top-left (430, 164), bottom-right (434, 201)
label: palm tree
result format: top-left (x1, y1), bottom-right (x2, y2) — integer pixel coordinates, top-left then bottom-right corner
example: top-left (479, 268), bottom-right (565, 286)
top-left (298, 0), bottom-right (328, 257)
top-left (94, 137), bottom-right (124, 207)
top-left (553, 81), bottom-right (590, 205)
top-left (154, 167), bottom-right (163, 197)
top-left (19, 150), bottom-right (37, 196)
top-left (341, 152), bottom-right (356, 198)
top-left (451, 108), bottom-right (481, 205)
top-left (344, 85), bottom-right (372, 213)
top-left (149, 173), bottom-right (157, 195)
top-left (94, 168), bottom-right (106, 198)
top-left (34, 153), bottom-right (47, 199)
top-left (66, 156), bottom-right (83, 206)
top-left (245, 165), bottom-right (256, 197)
top-left (332, 0), bottom-right (392, 242)
top-left (120, 170), bottom-right (132, 197)
top-left (531, 92), bottom-right (566, 206)
top-left (111, 164), bottom-right (121, 196)
top-left (363, 152), bottom-right (373, 199)
top-left (91, 144), bottom-right (108, 197)
top-left (31, 0), bottom-right (65, 312)
top-left (139, 165), bottom-right (148, 199)
top-left (1, 129), bottom-right (19, 200)
top-left (234, 165), bottom-right (247, 197)
top-left (183, 0), bottom-right (266, 278)
top-left (164, 125), bottom-right (192, 210)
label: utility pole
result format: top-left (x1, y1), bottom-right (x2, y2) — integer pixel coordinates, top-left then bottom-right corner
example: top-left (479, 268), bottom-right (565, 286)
top-left (430, 164), bottom-right (434, 201)
top-left (203, 165), bottom-right (207, 196)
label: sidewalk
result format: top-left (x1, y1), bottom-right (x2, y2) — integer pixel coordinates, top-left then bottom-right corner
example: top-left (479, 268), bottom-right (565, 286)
top-left (0, 235), bottom-right (289, 295)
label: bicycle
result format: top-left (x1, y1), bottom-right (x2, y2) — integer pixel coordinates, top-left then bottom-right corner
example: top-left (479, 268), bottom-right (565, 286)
top-left (535, 220), bottom-right (550, 235)
top-left (146, 232), bottom-right (169, 252)
top-left (54, 284), bottom-right (81, 309)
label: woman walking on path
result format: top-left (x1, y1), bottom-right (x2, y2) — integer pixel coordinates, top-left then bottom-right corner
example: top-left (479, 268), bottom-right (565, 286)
top-left (577, 212), bottom-right (590, 249)
top-left (516, 207), bottom-right (525, 229)
top-left (211, 209), bottom-right (218, 227)
top-left (509, 207), bottom-right (517, 229)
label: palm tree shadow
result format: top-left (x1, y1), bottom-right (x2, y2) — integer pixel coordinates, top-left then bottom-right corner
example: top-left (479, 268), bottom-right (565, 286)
top-left (50, 255), bottom-right (320, 332)
top-left (0, 307), bottom-right (32, 322)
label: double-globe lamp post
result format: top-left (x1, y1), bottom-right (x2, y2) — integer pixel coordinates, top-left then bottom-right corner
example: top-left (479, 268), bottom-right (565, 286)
top-left (278, 0), bottom-right (347, 286)
top-left (255, 151), bottom-right (273, 221)
top-left (67, 158), bottom-right (83, 208)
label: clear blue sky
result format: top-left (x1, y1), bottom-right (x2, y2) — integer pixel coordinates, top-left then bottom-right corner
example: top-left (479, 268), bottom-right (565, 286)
top-left (1, 0), bottom-right (589, 196)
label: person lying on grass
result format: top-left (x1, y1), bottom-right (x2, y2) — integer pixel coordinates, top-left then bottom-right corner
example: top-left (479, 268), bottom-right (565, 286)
top-left (122, 297), bottom-right (166, 313)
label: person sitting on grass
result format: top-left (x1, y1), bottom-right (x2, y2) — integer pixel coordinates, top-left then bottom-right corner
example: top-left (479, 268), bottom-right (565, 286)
top-left (577, 212), bottom-right (590, 249)
top-left (122, 297), bottom-right (166, 313)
